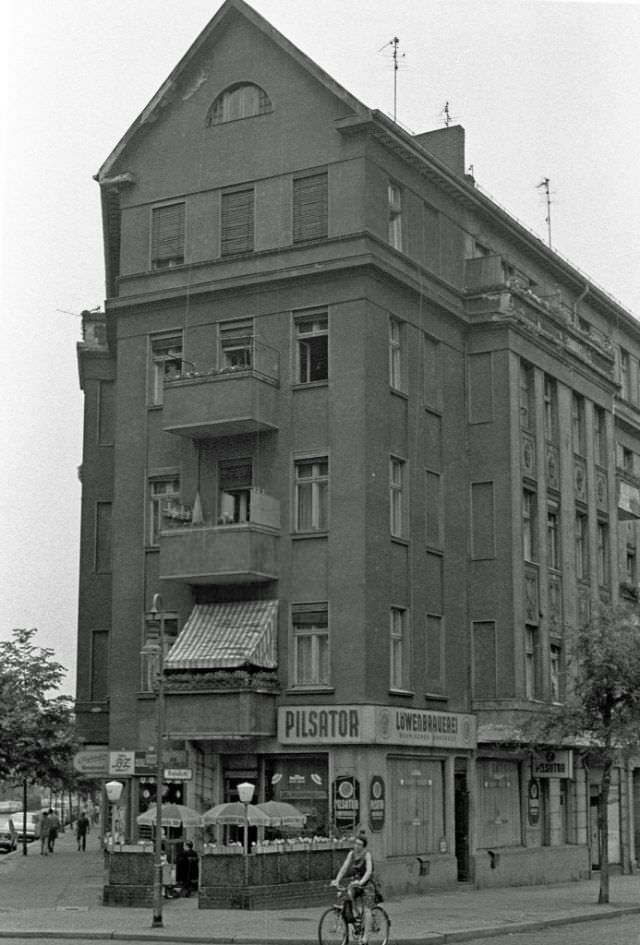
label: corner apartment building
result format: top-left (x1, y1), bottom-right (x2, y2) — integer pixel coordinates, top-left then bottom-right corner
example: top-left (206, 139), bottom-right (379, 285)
top-left (75, 0), bottom-right (640, 892)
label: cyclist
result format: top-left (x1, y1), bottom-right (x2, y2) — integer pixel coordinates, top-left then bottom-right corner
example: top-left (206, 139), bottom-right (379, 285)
top-left (331, 834), bottom-right (374, 944)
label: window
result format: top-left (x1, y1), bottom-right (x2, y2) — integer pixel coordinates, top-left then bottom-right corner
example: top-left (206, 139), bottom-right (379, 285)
top-left (522, 489), bottom-right (537, 561)
top-left (389, 317), bottom-right (404, 391)
top-left (149, 477), bottom-right (180, 545)
top-left (426, 470), bottom-right (443, 548)
top-left (220, 320), bottom-right (253, 370)
top-left (543, 375), bottom-right (557, 442)
top-left (519, 361), bottom-right (534, 430)
top-left (221, 188), bottom-right (254, 255)
top-left (295, 312), bottom-right (328, 383)
top-left (292, 606), bottom-right (329, 687)
top-left (207, 83), bottom-right (272, 125)
top-left (621, 445), bottom-right (634, 474)
top-left (151, 203), bottom-right (185, 269)
top-left (294, 457), bottom-right (328, 532)
top-left (575, 510), bottom-right (588, 581)
top-left (390, 457), bottom-right (406, 538)
top-left (597, 520), bottom-right (609, 586)
top-left (593, 406), bottom-right (606, 466)
top-left (150, 333), bottom-right (182, 406)
top-left (219, 459), bottom-right (252, 524)
top-left (95, 501), bottom-right (112, 573)
top-left (547, 502), bottom-right (561, 570)
top-left (525, 626), bottom-right (538, 699)
top-left (476, 760), bottom-right (521, 848)
top-left (140, 612), bottom-right (178, 693)
top-left (390, 607), bottom-right (408, 690)
top-left (550, 643), bottom-right (562, 702)
top-left (619, 347), bottom-right (631, 400)
top-left (388, 183), bottom-right (402, 250)
top-left (293, 172), bottom-right (328, 242)
top-left (571, 393), bottom-right (585, 455)
top-left (626, 543), bottom-right (637, 584)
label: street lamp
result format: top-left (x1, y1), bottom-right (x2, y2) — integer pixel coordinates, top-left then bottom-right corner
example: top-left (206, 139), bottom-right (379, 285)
top-left (105, 780), bottom-right (124, 848)
top-left (149, 593), bottom-right (166, 929)
top-left (237, 781), bottom-right (255, 887)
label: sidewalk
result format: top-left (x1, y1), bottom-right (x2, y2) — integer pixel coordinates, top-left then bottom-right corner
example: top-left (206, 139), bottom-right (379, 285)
top-left (0, 829), bottom-right (639, 943)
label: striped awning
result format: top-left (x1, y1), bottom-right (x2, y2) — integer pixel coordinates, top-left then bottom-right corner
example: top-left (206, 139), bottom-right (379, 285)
top-left (165, 601), bottom-right (278, 670)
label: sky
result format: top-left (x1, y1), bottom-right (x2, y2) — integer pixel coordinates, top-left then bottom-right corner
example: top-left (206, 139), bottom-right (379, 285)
top-left (2, 0), bottom-right (639, 697)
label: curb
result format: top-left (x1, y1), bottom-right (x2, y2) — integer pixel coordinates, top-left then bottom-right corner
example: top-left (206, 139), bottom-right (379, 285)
top-left (1, 905), bottom-right (640, 944)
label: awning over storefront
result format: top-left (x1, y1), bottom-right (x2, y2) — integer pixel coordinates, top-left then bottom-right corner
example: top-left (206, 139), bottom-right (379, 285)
top-left (165, 600), bottom-right (278, 670)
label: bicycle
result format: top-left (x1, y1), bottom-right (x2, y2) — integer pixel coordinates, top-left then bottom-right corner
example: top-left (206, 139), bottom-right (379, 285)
top-left (317, 884), bottom-right (390, 945)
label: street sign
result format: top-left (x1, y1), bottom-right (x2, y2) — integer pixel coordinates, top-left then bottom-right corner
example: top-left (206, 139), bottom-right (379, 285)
top-left (73, 749), bottom-right (109, 777)
top-left (164, 768), bottom-right (192, 780)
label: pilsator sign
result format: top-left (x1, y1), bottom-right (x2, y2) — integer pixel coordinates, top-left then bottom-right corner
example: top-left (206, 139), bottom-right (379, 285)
top-left (333, 776), bottom-right (360, 833)
top-left (532, 750), bottom-right (573, 779)
top-left (278, 705), bottom-right (476, 749)
top-left (369, 776), bottom-right (385, 832)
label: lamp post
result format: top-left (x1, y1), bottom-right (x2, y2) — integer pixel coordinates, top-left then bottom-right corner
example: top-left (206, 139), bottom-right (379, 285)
top-left (237, 781), bottom-right (255, 887)
top-left (149, 593), bottom-right (166, 929)
top-left (105, 780), bottom-right (124, 848)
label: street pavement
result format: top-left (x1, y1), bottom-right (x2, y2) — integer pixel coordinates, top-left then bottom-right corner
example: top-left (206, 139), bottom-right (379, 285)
top-left (0, 829), bottom-right (639, 944)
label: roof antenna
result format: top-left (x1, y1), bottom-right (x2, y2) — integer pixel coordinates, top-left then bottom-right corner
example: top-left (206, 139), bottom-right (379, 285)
top-left (441, 101), bottom-right (455, 127)
top-left (378, 37), bottom-right (405, 122)
top-left (536, 177), bottom-right (552, 248)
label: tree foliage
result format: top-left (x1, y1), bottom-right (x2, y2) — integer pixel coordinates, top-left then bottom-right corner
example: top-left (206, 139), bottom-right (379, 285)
top-left (0, 628), bottom-right (77, 787)
top-left (531, 604), bottom-right (640, 904)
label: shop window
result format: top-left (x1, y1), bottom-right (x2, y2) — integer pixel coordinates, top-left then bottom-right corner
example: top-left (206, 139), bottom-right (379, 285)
top-left (264, 755), bottom-right (329, 836)
top-left (476, 759), bottom-right (521, 848)
top-left (388, 757), bottom-right (445, 855)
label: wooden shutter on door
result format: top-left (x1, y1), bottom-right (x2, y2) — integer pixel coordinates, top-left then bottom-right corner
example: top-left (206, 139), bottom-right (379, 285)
top-left (293, 173), bottom-right (328, 242)
top-left (221, 189), bottom-right (255, 255)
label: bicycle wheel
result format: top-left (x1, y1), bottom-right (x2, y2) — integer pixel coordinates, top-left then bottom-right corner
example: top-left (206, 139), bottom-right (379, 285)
top-left (369, 905), bottom-right (390, 945)
top-left (318, 906), bottom-right (348, 945)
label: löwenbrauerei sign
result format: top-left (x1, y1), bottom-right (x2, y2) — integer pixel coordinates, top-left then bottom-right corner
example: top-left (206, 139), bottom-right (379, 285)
top-left (278, 705), bottom-right (476, 749)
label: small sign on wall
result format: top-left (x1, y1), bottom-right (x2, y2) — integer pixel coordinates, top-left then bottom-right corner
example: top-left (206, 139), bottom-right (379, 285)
top-left (368, 776), bottom-right (385, 832)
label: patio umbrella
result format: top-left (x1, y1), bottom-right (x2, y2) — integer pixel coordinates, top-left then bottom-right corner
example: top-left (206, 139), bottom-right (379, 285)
top-left (136, 803), bottom-right (203, 828)
top-left (202, 802), bottom-right (271, 827)
top-left (256, 800), bottom-right (307, 828)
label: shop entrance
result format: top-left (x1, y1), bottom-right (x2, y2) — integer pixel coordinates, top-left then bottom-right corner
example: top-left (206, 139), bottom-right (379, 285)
top-left (454, 763), bottom-right (470, 882)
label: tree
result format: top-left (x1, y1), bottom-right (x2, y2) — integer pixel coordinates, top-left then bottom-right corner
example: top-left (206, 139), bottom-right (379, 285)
top-left (0, 628), bottom-right (77, 853)
top-left (532, 604), bottom-right (640, 904)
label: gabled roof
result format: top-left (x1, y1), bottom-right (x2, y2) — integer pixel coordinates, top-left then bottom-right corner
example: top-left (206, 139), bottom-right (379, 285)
top-left (95, 0), bottom-right (368, 183)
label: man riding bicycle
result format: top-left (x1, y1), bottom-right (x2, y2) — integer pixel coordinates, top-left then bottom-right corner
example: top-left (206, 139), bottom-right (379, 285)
top-left (331, 834), bottom-right (374, 944)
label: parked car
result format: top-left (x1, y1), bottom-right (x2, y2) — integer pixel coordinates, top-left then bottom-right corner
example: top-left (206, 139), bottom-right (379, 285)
top-left (0, 817), bottom-right (17, 853)
top-left (12, 811), bottom-right (39, 841)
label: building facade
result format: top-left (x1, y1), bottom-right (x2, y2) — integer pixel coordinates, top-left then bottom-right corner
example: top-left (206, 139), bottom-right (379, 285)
top-left (75, 0), bottom-right (640, 893)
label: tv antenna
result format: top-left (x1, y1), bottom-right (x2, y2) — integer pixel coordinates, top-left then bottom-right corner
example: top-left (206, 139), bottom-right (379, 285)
top-left (441, 101), bottom-right (456, 127)
top-left (378, 37), bottom-right (405, 122)
top-left (55, 305), bottom-right (101, 318)
top-left (536, 177), bottom-right (552, 248)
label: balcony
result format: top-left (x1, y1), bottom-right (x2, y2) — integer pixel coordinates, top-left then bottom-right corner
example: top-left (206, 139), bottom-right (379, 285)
top-left (162, 340), bottom-right (279, 439)
top-left (159, 495), bottom-right (280, 584)
top-left (165, 683), bottom-right (278, 739)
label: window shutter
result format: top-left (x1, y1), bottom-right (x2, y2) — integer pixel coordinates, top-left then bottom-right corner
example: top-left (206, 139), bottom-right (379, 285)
top-left (152, 204), bottom-right (185, 264)
top-left (221, 189), bottom-right (254, 255)
top-left (293, 173), bottom-right (328, 242)
top-left (219, 461), bottom-right (253, 490)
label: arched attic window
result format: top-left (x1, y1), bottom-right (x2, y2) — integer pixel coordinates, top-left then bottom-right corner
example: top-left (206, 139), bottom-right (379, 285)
top-left (206, 83), bottom-right (272, 125)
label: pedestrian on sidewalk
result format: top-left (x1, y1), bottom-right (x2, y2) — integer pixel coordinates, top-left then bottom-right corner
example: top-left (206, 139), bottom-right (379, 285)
top-left (47, 809), bottom-right (60, 854)
top-left (39, 810), bottom-right (51, 855)
top-left (76, 811), bottom-right (90, 852)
